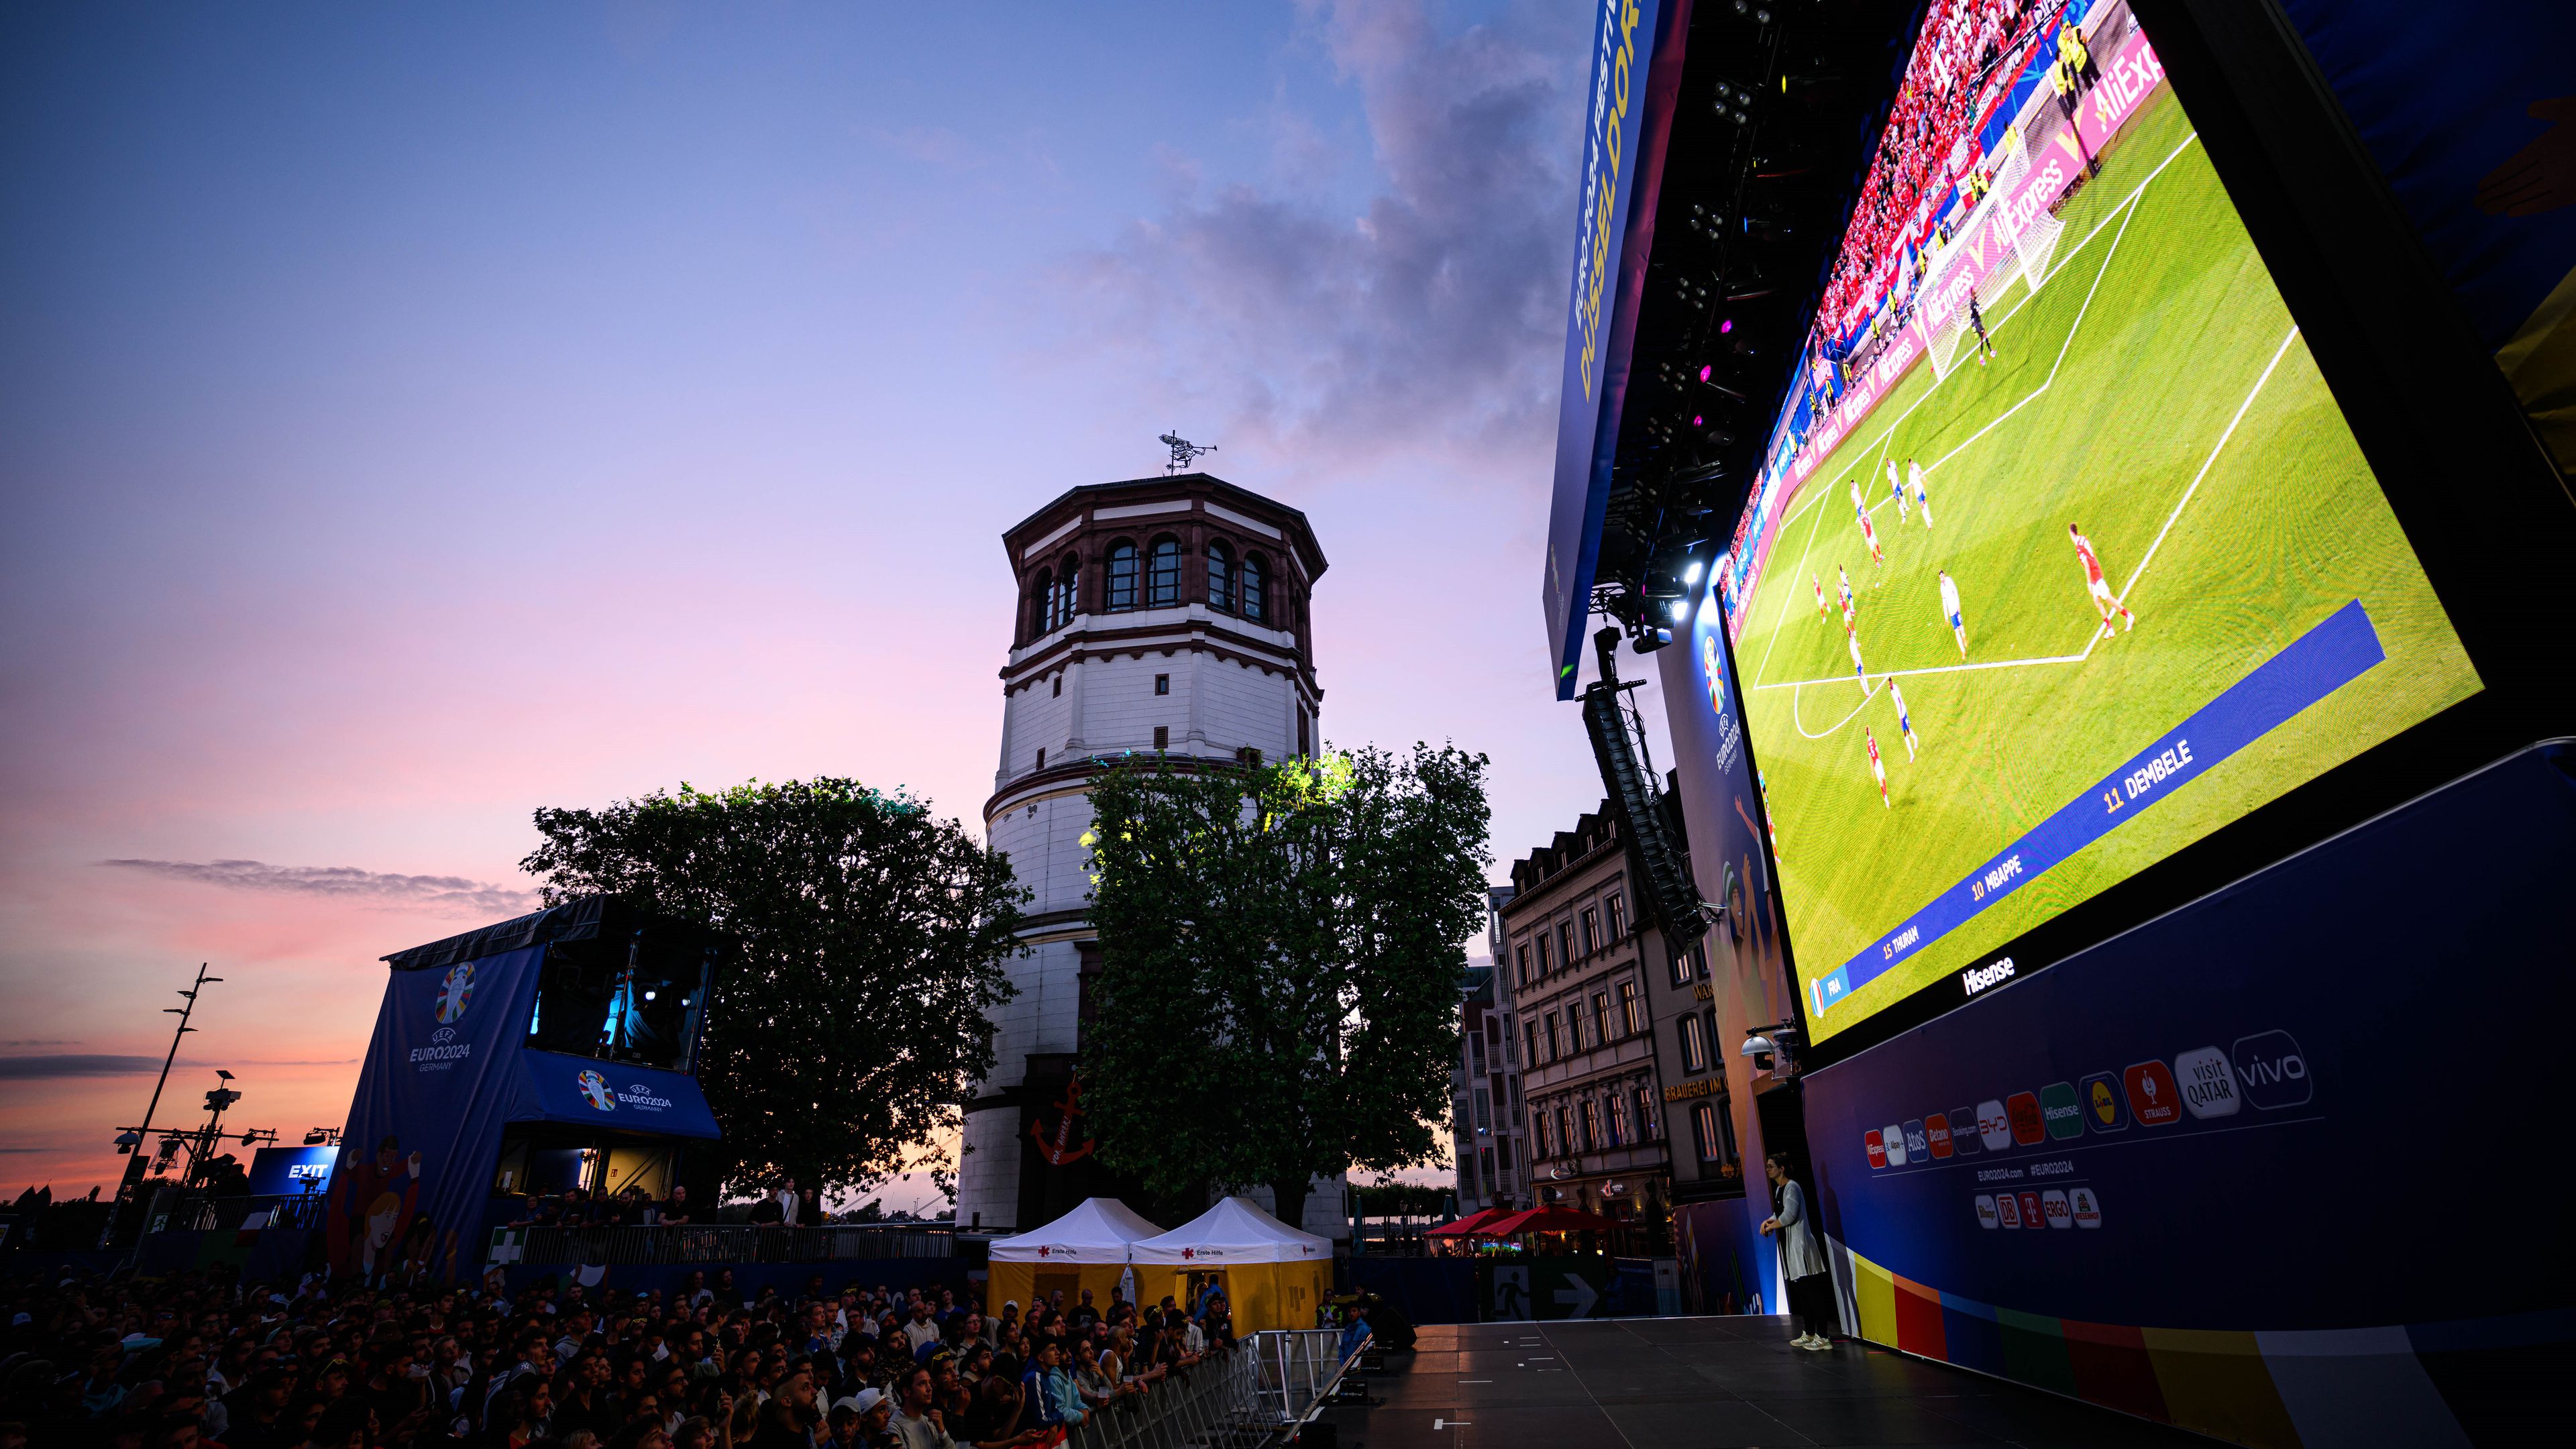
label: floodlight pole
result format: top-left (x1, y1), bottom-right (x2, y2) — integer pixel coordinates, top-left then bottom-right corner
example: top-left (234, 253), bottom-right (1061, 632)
top-left (102, 962), bottom-right (220, 1246)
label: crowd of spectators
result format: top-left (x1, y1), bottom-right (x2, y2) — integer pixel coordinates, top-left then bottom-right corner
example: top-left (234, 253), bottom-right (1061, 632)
top-left (1816, 0), bottom-right (2054, 339)
top-left (0, 1262), bottom-right (1240, 1449)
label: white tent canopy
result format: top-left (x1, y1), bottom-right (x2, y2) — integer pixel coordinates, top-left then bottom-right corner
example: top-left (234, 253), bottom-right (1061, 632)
top-left (989, 1197), bottom-right (1166, 1263)
top-left (1129, 1195), bottom-right (1330, 1266)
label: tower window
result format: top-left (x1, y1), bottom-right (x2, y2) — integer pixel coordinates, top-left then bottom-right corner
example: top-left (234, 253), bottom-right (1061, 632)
top-left (1236, 746), bottom-right (1263, 768)
top-left (1153, 725), bottom-right (1169, 751)
top-left (1053, 554), bottom-right (1080, 629)
top-left (1034, 748), bottom-right (1045, 771)
top-left (1106, 541), bottom-right (1140, 611)
top-left (1154, 674), bottom-right (1169, 696)
top-left (1052, 675), bottom-right (1061, 698)
top-left (1240, 553), bottom-right (1267, 621)
top-left (1207, 541), bottom-right (1234, 612)
top-left (1296, 708), bottom-right (1308, 756)
top-left (1146, 537), bottom-right (1181, 607)
top-left (1031, 568), bottom-right (1054, 638)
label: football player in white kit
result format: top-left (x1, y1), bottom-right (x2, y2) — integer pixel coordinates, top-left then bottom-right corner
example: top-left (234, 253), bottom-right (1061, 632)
top-left (1884, 457), bottom-right (1909, 524)
top-left (1908, 458), bottom-right (1932, 527)
top-left (1889, 678), bottom-right (1920, 760)
top-left (1938, 569), bottom-right (1968, 659)
top-left (1847, 623), bottom-right (1868, 692)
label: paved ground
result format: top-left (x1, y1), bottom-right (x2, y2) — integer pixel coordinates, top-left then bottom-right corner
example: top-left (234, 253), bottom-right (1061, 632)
top-left (1309, 1317), bottom-right (2222, 1448)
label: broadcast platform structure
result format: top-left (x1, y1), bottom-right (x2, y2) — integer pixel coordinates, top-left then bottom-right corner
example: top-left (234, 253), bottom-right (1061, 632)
top-left (1541, 0), bottom-right (2573, 1442)
top-left (1132, 1196), bottom-right (1332, 1334)
top-left (985, 1195), bottom-right (1165, 1316)
top-left (326, 896), bottom-right (720, 1283)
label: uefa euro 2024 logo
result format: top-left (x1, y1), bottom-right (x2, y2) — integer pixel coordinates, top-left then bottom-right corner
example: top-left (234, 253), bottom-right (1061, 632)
top-left (1703, 635), bottom-right (1727, 718)
top-left (576, 1069), bottom-right (617, 1112)
top-left (433, 963), bottom-right (475, 1024)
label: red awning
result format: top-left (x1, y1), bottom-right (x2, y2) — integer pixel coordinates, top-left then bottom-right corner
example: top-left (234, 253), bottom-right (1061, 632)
top-left (1424, 1208), bottom-right (1509, 1237)
top-left (1482, 1206), bottom-right (1621, 1235)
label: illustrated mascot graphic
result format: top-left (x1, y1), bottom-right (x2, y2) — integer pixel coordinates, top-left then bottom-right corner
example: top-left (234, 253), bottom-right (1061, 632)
top-left (327, 1134), bottom-right (422, 1279)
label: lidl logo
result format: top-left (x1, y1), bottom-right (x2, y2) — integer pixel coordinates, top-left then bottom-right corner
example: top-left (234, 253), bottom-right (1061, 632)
top-left (2231, 1030), bottom-right (2312, 1111)
top-left (2174, 1046), bottom-right (2241, 1120)
top-left (434, 963), bottom-right (476, 1024)
top-left (1902, 1119), bottom-right (1929, 1159)
top-left (2039, 1082), bottom-right (2084, 1140)
top-left (1974, 1194), bottom-right (2000, 1230)
top-left (1925, 1113), bottom-right (1953, 1159)
top-left (2124, 1061), bottom-right (2182, 1126)
top-left (1976, 1099), bottom-right (2012, 1152)
top-left (1865, 1130), bottom-right (1888, 1170)
top-left (2040, 1189), bottom-right (2073, 1229)
top-left (576, 1069), bottom-right (616, 1112)
top-left (2069, 1186), bottom-right (2102, 1229)
top-left (2079, 1071), bottom-right (2128, 1132)
top-left (1880, 1123), bottom-right (1908, 1167)
top-left (2005, 1092), bottom-right (2045, 1146)
top-left (1947, 1106), bottom-right (1982, 1156)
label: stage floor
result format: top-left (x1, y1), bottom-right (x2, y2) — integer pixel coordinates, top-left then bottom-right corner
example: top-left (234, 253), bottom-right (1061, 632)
top-left (1309, 1317), bottom-right (2222, 1447)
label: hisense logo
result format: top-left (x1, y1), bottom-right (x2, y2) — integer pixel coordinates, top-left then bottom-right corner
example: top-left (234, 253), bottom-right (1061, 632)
top-left (1962, 957), bottom-right (2016, 996)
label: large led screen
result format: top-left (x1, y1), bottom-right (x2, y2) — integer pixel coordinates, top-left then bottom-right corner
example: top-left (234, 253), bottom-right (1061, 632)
top-left (1716, 1), bottom-right (2479, 1041)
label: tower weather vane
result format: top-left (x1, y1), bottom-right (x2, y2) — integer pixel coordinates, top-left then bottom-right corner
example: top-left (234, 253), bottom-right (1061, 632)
top-left (1159, 430), bottom-right (1216, 474)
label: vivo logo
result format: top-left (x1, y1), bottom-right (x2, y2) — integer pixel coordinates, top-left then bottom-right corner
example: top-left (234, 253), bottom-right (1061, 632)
top-left (2231, 1030), bottom-right (2313, 1111)
top-left (1962, 957), bottom-right (2016, 996)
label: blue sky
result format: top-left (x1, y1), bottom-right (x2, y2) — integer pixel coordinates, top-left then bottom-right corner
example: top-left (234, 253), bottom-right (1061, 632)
top-left (0, 0), bottom-right (1673, 1201)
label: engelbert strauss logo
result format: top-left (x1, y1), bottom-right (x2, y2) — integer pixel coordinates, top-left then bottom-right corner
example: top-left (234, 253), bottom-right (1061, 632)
top-left (433, 963), bottom-right (475, 1024)
top-left (576, 1069), bottom-right (617, 1112)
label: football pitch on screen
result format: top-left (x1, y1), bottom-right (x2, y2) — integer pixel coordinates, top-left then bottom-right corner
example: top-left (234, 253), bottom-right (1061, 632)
top-left (1736, 87), bottom-right (2481, 1037)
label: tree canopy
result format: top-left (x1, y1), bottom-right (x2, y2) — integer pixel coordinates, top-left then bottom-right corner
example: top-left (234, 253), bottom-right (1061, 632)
top-left (1080, 743), bottom-right (1490, 1232)
top-left (521, 778), bottom-right (1028, 1198)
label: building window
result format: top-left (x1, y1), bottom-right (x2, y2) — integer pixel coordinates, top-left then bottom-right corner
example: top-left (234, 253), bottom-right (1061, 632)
top-left (1508, 1077), bottom-right (1521, 1114)
top-left (1054, 555), bottom-right (1080, 629)
top-left (1693, 1102), bottom-right (1723, 1163)
top-left (1579, 1099), bottom-right (1600, 1152)
top-left (1240, 553), bottom-right (1267, 621)
top-left (1207, 542), bottom-right (1234, 612)
top-left (1606, 894), bottom-right (1626, 940)
top-left (1479, 1145), bottom-right (1495, 1193)
top-left (1153, 725), bottom-right (1169, 751)
top-left (1236, 745), bottom-right (1263, 768)
top-left (1468, 1031), bottom-right (1486, 1076)
top-left (1680, 1014), bottom-right (1709, 1073)
top-left (1472, 1087), bottom-right (1491, 1130)
top-left (1618, 981), bottom-right (1640, 1036)
top-left (1535, 934), bottom-right (1552, 975)
top-left (1034, 747), bottom-right (1045, 771)
top-left (1296, 708), bottom-right (1309, 755)
top-left (1154, 673), bottom-right (1169, 695)
top-left (1106, 542), bottom-right (1140, 610)
top-left (1609, 1092), bottom-right (1631, 1146)
top-left (1523, 1023), bottom-right (1538, 1069)
top-left (1671, 940), bottom-right (1697, 987)
top-left (1051, 674), bottom-right (1061, 698)
top-left (1558, 1107), bottom-right (1574, 1157)
top-left (1496, 1134), bottom-right (1513, 1172)
top-left (1031, 568), bottom-right (1054, 638)
top-left (1146, 537), bottom-right (1181, 606)
top-left (1516, 946), bottom-right (1530, 987)
top-left (1567, 999), bottom-right (1587, 1053)
top-left (1544, 1012), bottom-right (1562, 1061)
top-left (1581, 908), bottom-right (1599, 955)
top-left (1592, 991), bottom-right (1611, 1041)
top-left (1633, 1085), bottom-right (1657, 1140)
top-left (1558, 921), bottom-right (1575, 969)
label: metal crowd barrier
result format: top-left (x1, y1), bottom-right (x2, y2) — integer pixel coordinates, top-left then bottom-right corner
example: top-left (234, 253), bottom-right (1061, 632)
top-left (1056, 1330), bottom-right (1363, 1449)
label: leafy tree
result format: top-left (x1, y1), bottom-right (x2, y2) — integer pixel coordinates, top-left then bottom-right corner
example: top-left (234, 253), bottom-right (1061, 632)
top-left (522, 778), bottom-right (1028, 1197)
top-left (1081, 743), bottom-right (1490, 1232)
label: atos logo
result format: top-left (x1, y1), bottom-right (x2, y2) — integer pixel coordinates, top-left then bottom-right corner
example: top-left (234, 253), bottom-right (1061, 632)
top-left (1902, 1120), bottom-right (1929, 1159)
top-left (2231, 1030), bottom-right (2312, 1111)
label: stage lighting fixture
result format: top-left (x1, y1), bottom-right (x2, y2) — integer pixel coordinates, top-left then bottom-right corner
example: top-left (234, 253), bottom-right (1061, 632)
top-left (1684, 560), bottom-right (1705, 585)
top-left (1699, 365), bottom-right (1712, 382)
top-left (1669, 600), bottom-right (1690, 623)
top-left (1721, 319), bottom-right (1733, 334)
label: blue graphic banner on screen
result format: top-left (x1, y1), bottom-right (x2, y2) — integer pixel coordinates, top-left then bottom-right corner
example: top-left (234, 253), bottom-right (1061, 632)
top-left (245, 1144), bottom-right (337, 1197)
top-left (1813, 602), bottom-right (2387, 1018)
top-left (1542, 0), bottom-right (1684, 698)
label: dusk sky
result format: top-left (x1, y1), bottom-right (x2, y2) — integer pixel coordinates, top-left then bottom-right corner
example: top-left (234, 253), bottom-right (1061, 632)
top-left (0, 1), bottom-right (1678, 1208)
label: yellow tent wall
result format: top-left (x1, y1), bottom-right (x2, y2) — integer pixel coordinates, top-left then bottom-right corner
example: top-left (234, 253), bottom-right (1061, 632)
top-left (1148, 1259), bottom-right (1330, 1334)
top-left (985, 1259), bottom-right (1130, 1317)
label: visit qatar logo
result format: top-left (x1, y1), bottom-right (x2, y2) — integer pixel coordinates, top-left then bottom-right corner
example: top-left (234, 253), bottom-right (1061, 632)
top-left (576, 1069), bottom-right (617, 1112)
top-left (433, 963), bottom-right (476, 1024)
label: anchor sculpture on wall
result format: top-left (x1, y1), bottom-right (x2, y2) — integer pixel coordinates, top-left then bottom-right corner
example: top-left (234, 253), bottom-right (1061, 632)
top-left (1029, 1075), bottom-right (1095, 1167)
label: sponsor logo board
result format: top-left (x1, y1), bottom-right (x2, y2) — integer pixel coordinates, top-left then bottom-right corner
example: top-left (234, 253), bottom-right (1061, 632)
top-left (2006, 1092), bottom-right (2045, 1146)
top-left (2232, 1030), bottom-right (2312, 1110)
top-left (2041, 1189), bottom-right (2073, 1229)
top-left (2039, 1081), bottom-right (2084, 1140)
top-left (1902, 1119), bottom-right (1930, 1158)
top-left (2174, 1046), bottom-right (2242, 1120)
top-left (2124, 1061), bottom-right (2182, 1126)
top-left (1865, 1130), bottom-right (1888, 1170)
top-left (1882, 1123), bottom-right (1908, 1167)
top-left (1974, 1194), bottom-right (2000, 1229)
top-left (1925, 1112), bottom-right (1953, 1158)
top-left (2080, 1071), bottom-right (2128, 1132)
top-left (1948, 1106), bottom-right (1982, 1156)
top-left (2070, 1186), bottom-right (2102, 1229)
